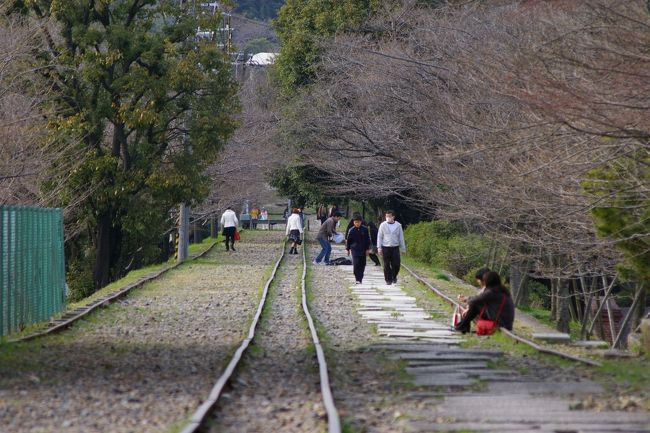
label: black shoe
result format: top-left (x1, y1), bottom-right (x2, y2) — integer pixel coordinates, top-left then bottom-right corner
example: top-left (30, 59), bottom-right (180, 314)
top-left (392, 279), bottom-right (398, 284)
top-left (386, 280), bottom-right (392, 285)
top-left (231, 246), bottom-right (236, 251)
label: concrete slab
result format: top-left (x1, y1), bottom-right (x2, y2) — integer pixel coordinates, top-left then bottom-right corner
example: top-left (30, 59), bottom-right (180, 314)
top-left (531, 332), bottom-right (571, 343)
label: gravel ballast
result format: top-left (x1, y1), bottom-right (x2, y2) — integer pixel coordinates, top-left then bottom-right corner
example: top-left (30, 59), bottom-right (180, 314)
top-left (206, 245), bottom-right (327, 432)
top-left (0, 231), bottom-right (283, 433)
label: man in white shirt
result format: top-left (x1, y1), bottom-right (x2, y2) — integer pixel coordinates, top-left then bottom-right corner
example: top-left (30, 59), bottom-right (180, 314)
top-left (220, 206), bottom-right (239, 251)
top-left (377, 210), bottom-right (406, 285)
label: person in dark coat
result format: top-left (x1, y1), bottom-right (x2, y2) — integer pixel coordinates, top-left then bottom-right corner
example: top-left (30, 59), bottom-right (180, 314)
top-left (345, 212), bottom-right (363, 240)
top-left (454, 271), bottom-right (515, 333)
top-left (367, 221), bottom-right (381, 266)
top-left (346, 215), bottom-right (371, 284)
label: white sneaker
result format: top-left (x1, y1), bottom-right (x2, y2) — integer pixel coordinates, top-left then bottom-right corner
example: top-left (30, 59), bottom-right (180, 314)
top-left (312, 260), bottom-right (320, 266)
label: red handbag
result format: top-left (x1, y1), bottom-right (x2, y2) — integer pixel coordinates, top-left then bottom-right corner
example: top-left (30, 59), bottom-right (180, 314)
top-left (476, 294), bottom-right (507, 336)
top-left (234, 230), bottom-right (241, 241)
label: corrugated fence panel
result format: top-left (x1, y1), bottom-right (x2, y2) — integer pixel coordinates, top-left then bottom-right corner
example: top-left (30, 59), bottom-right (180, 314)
top-left (0, 205), bottom-right (66, 336)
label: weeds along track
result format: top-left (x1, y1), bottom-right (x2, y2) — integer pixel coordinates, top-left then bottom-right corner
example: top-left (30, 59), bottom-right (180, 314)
top-left (181, 235), bottom-right (340, 433)
top-left (9, 242), bottom-right (217, 343)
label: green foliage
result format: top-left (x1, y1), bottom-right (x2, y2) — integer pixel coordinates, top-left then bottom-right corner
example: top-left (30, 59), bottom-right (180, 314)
top-left (22, 0), bottom-right (239, 292)
top-left (272, 0), bottom-right (378, 92)
top-left (583, 151), bottom-right (650, 282)
top-left (527, 280), bottom-right (551, 309)
top-left (243, 37), bottom-right (277, 54)
top-left (404, 220), bottom-right (490, 279)
top-left (268, 165), bottom-right (332, 205)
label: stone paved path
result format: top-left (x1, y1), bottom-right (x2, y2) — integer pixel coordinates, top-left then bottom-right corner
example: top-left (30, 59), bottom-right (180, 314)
top-left (331, 244), bottom-right (650, 433)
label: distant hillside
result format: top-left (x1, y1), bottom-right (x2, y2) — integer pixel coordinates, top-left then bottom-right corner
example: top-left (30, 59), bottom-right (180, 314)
top-left (235, 0), bottom-right (284, 20)
top-left (232, 13), bottom-right (279, 53)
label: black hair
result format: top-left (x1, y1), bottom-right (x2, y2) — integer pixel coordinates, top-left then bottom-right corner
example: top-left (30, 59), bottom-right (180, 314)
top-left (474, 267), bottom-right (491, 281)
top-left (333, 211), bottom-right (342, 217)
top-left (352, 214), bottom-right (363, 221)
top-left (385, 209), bottom-right (395, 216)
top-left (483, 271), bottom-right (510, 295)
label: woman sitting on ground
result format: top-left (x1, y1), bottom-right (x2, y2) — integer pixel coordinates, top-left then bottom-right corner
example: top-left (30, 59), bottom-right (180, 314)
top-left (454, 271), bottom-right (515, 333)
top-left (452, 267), bottom-right (490, 326)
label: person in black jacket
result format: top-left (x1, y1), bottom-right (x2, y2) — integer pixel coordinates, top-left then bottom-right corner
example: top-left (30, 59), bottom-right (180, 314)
top-left (454, 271), bottom-right (515, 333)
top-left (367, 221), bottom-right (381, 266)
top-left (346, 215), bottom-right (371, 284)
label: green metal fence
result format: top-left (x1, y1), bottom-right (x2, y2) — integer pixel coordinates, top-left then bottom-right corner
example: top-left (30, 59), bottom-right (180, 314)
top-left (1, 205), bottom-right (66, 337)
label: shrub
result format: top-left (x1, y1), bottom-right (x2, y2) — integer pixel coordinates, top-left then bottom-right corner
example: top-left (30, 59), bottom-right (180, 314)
top-left (405, 220), bottom-right (490, 279)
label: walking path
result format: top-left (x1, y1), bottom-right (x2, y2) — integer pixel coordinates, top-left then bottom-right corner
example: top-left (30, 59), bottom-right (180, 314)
top-left (326, 243), bottom-right (650, 433)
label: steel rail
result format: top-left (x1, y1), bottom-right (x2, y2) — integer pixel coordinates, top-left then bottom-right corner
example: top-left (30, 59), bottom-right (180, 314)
top-left (402, 264), bottom-right (602, 367)
top-left (300, 235), bottom-right (341, 433)
top-left (9, 242), bottom-right (217, 343)
top-left (179, 241), bottom-right (287, 433)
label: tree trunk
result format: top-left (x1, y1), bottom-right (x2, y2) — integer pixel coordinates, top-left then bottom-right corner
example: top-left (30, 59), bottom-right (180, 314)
top-left (512, 261), bottom-right (530, 307)
top-left (556, 278), bottom-right (571, 333)
top-left (550, 278), bottom-right (558, 321)
top-left (93, 214), bottom-right (115, 290)
top-left (210, 217), bottom-right (218, 238)
top-left (631, 283), bottom-right (647, 331)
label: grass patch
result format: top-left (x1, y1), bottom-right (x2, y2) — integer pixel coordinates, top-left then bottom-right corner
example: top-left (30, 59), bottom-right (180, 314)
top-left (597, 356), bottom-right (650, 394)
top-left (342, 419), bottom-right (367, 433)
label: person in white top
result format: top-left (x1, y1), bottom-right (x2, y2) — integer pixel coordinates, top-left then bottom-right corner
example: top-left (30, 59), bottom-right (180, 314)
top-left (220, 207), bottom-right (239, 251)
top-left (285, 208), bottom-right (304, 255)
top-left (377, 210), bottom-right (406, 285)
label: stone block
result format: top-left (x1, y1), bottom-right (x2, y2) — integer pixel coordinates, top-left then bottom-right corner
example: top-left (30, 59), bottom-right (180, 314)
top-left (531, 332), bottom-right (571, 343)
top-left (641, 318), bottom-right (650, 354)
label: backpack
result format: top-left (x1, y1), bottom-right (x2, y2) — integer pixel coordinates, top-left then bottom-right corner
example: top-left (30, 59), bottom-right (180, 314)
top-left (329, 257), bottom-right (352, 266)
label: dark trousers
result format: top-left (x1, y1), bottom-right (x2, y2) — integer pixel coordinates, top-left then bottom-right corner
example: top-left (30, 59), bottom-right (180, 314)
top-left (223, 227), bottom-right (235, 250)
top-left (369, 253), bottom-right (380, 266)
top-left (352, 255), bottom-right (367, 282)
top-left (381, 246), bottom-right (401, 282)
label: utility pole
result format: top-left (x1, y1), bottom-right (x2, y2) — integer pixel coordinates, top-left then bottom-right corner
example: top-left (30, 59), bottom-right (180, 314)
top-left (178, 203), bottom-right (190, 262)
top-left (177, 0), bottom-right (232, 261)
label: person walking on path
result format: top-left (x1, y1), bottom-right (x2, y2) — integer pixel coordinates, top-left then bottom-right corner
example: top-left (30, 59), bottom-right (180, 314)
top-left (250, 205), bottom-right (260, 229)
top-left (367, 221), bottom-right (381, 266)
top-left (377, 210), bottom-right (406, 285)
top-left (346, 215), bottom-right (371, 284)
top-left (317, 204), bottom-right (328, 225)
top-left (286, 208), bottom-right (304, 255)
top-left (314, 211), bottom-right (342, 265)
top-left (220, 206), bottom-right (239, 252)
top-left (344, 212), bottom-right (379, 265)
top-left (260, 208), bottom-right (268, 229)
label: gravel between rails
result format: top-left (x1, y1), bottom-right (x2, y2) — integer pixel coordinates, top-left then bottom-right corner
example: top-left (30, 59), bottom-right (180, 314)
top-left (205, 244), bottom-right (327, 433)
top-left (307, 240), bottom-right (419, 433)
top-left (0, 231), bottom-right (282, 433)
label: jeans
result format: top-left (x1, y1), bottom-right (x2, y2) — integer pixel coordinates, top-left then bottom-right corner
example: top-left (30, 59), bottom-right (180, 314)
top-left (315, 238), bottom-right (331, 263)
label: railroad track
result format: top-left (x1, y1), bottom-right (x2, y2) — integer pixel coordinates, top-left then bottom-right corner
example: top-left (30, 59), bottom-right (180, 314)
top-left (180, 236), bottom-right (340, 433)
top-left (8, 242), bottom-right (217, 343)
top-left (402, 264), bottom-right (602, 367)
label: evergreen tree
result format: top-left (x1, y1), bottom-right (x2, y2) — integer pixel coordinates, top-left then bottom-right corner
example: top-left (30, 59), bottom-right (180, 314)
top-left (13, 0), bottom-right (239, 292)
